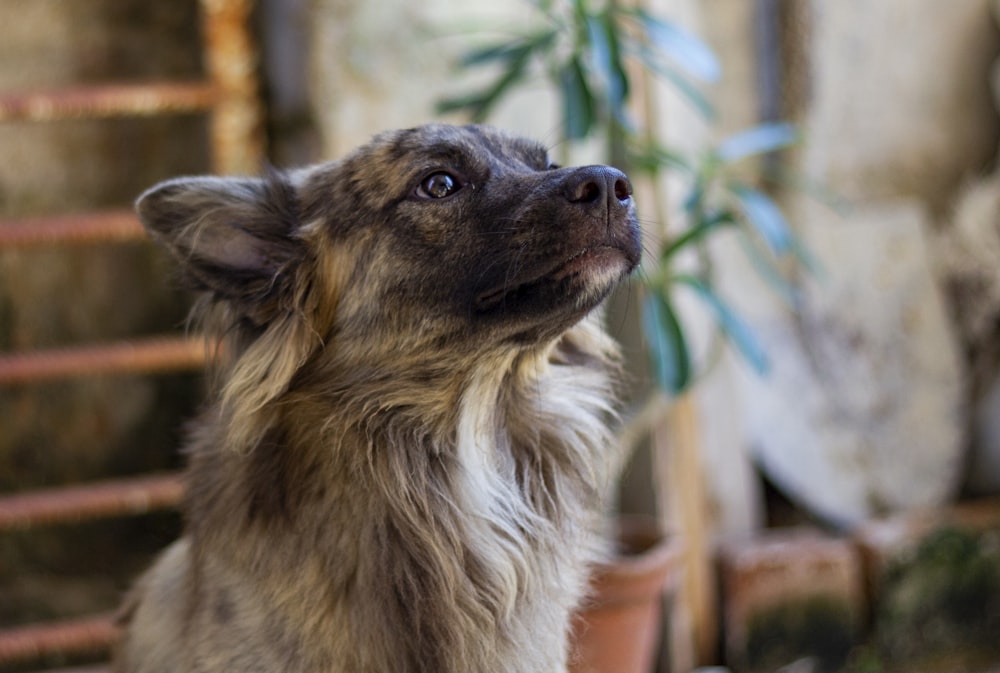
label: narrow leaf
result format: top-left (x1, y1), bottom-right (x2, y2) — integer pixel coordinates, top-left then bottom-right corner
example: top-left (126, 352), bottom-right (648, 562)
top-left (789, 234), bottom-right (826, 280)
top-left (457, 30), bottom-right (556, 69)
top-left (601, 11), bottom-right (629, 113)
top-left (559, 57), bottom-right (595, 140)
top-left (437, 45), bottom-right (534, 121)
top-left (642, 290), bottom-right (692, 394)
top-left (675, 275), bottom-right (769, 375)
top-left (716, 123), bottom-right (799, 164)
top-left (632, 43), bottom-right (716, 120)
top-left (730, 184), bottom-right (793, 254)
top-left (682, 174), bottom-right (707, 214)
top-left (435, 91), bottom-right (491, 116)
top-left (658, 64), bottom-right (716, 120)
top-left (663, 211), bottom-right (736, 260)
top-left (459, 42), bottom-right (530, 68)
top-left (736, 232), bottom-right (801, 306)
top-left (764, 166), bottom-right (851, 217)
top-left (586, 12), bottom-right (630, 120)
top-left (639, 144), bottom-right (692, 172)
top-left (628, 145), bottom-right (691, 175)
top-left (571, 0), bottom-right (589, 29)
top-left (530, 29), bottom-right (559, 53)
top-left (632, 8), bottom-right (721, 82)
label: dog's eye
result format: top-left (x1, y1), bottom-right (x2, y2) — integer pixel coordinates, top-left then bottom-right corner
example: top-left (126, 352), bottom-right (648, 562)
top-left (547, 162), bottom-right (561, 170)
top-left (416, 172), bottom-right (464, 199)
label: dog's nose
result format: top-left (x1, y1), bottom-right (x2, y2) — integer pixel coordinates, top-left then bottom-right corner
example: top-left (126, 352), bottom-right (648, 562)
top-left (563, 166), bottom-right (632, 210)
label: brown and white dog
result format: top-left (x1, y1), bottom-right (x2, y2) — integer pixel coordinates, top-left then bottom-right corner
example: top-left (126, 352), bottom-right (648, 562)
top-left (114, 124), bottom-right (641, 673)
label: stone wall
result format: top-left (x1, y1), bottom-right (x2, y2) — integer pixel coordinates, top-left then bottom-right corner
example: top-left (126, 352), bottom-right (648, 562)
top-left (715, 0), bottom-right (1000, 525)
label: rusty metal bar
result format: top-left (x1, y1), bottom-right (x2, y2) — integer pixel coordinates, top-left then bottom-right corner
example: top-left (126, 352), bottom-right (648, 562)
top-left (0, 81), bottom-right (218, 123)
top-left (0, 210), bottom-right (145, 248)
top-left (0, 614), bottom-right (118, 666)
top-left (0, 337), bottom-right (207, 385)
top-left (200, 0), bottom-right (265, 174)
top-left (32, 667), bottom-right (110, 673)
top-left (0, 473), bottom-right (183, 532)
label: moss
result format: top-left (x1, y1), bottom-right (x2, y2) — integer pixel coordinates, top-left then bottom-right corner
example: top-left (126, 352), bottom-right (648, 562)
top-left (875, 526), bottom-right (1000, 661)
top-left (844, 645), bottom-right (1000, 673)
top-left (745, 595), bottom-right (857, 673)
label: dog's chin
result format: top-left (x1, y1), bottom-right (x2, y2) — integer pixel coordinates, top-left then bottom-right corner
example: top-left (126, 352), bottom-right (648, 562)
top-left (550, 245), bottom-right (632, 294)
top-left (473, 245), bottom-right (635, 338)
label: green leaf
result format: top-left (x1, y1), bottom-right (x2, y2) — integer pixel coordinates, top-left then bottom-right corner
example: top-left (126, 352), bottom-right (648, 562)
top-left (663, 211), bottom-right (736, 260)
top-left (631, 8), bottom-right (721, 82)
top-left (716, 123), bottom-right (799, 164)
top-left (559, 57), bottom-right (595, 140)
top-left (657, 64), bottom-right (717, 120)
top-left (435, 92), bottom-right (490, 116)
top-left (648, 145), bottom-right (694, 172)
top-left (675, 275), bottom-right (769, 375)
top-left (586, 11), bottom-right (630, 122)
top-left (629, 143), bottom-right (692, 174)
top-left (435, 44), bottom-right (534, 121)
top-left (571, 0), bottom-right (590, 29)
top-left (629, 43), bottom-right (716, 120)
top-left (730, 184), bottom-right (793, 254)
top-left (763, 166), bottom-right (851, 217)
top-left (459, 42), bottom-right (530, 68)
top-left (682, 173), bottom-right (708, 214)
top-left (736, 232), bottom-right (801, 306)
top-left (642, 289), bottom-right (692, 394)
top-left (457, 31), bottom-right (556, 68)
top-left (789, 234), bottom-right (826, 280)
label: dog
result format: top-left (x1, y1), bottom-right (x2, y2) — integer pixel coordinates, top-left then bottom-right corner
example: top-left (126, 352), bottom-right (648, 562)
top-left (113, 124), bottom-right (641, 673)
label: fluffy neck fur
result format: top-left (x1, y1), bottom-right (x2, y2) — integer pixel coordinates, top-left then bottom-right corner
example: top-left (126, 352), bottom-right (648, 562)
top-left (182, 314), bottom-right (622, 673)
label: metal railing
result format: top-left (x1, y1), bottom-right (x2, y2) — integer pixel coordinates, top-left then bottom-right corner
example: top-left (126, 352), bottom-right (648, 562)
top-left (0, 1), bottom-right (261, 670)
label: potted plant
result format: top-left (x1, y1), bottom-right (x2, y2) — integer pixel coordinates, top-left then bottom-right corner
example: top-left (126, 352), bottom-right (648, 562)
top-left (438, 1), bottom-right (808, 669)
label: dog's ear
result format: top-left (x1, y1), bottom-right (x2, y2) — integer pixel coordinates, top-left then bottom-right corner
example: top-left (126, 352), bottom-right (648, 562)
top-left (138, 173), bottom-right (321, 451)
top-left (136, 173), bottom-right (304, 324)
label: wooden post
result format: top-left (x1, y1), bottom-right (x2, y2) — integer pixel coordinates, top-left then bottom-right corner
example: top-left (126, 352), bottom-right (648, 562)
top-left (653, 391), bottom-right (717, 669)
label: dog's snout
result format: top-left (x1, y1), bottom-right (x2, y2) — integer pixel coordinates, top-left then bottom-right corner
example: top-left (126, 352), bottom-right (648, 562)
top-left (564, 166), bottom-right (632, 210)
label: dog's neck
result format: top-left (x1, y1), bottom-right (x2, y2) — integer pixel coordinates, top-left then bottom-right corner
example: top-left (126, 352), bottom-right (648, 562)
top-left (182, 317), bottom-right (620, 673)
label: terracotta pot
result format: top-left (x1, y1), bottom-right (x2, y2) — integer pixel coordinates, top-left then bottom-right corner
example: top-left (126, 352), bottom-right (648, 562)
top-left (570, 517), bottom-right (682, 673)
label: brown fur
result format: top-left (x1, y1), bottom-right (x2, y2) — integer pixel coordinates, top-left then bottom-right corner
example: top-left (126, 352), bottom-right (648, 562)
top-left (114, 124), bottom-right (641, 673)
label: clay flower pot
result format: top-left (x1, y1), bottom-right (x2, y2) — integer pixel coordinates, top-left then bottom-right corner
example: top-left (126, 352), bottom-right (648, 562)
top-left (570, 517), bottom-right (682, 673)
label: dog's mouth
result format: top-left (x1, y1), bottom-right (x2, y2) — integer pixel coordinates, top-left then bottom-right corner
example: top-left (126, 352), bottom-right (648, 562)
top-left (473, 244), bottom-right (633, 313)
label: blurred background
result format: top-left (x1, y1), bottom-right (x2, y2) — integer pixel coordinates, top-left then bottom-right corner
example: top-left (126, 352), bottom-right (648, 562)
top-left (1, 1), bottom-right (999, 672)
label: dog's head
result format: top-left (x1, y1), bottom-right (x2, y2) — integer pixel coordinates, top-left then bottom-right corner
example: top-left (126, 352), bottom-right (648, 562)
top-left (137, 125), bottom-right (640, 441)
